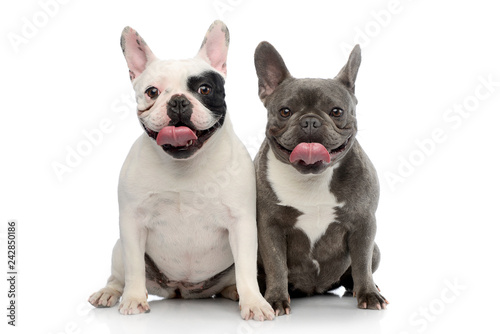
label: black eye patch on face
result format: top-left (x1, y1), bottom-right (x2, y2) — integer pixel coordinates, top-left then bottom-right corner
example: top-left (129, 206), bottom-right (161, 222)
top-left (187, 71), bottom-right (227, 118)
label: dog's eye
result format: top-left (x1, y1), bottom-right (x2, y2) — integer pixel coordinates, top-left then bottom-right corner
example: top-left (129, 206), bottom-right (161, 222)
top-left (330, 107), bottom-right (343, 117)
top-left (280, 108), bottom-right (292, 118)
top-left (198, 85), bottom-right (212, 95)
top-left (145, 87), bottom-right (159, 99)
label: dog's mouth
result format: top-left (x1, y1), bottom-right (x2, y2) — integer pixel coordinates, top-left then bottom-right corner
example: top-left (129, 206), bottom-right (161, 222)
top-left (275, 136), bottom-right (351, 166)
top-left (142, 116), bottom-right (224, 157)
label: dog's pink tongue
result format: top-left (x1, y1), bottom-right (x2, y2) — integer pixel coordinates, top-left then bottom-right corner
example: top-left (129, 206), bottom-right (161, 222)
top-left (289, 143), bottom-right (331, 165)
top-left (156, 126), bottom-right (198, 147)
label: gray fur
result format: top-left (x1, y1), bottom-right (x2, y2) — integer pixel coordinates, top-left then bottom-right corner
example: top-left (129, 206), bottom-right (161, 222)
top-left (254, 42), bottom-right (388, 315)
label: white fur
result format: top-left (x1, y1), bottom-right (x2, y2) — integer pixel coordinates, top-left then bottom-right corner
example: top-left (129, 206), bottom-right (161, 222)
top-left (119, 115), bottom-right (253, 284)
top-left (266, 149), bottom-right (344, 249)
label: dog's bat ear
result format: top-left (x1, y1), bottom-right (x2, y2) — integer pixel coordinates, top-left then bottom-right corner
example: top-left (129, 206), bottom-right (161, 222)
top-left (335, 44), bottom-right (361, 93)
top-left (254, 41), bottom-right (291, 104)
top-left (197, 20), bottom-right (229, 77)
top-left (120, 27), bottom-right (156, 82)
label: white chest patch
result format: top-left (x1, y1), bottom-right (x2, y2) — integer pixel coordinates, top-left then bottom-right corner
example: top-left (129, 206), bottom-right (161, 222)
top-left (266, 149), bottom-right (344, 248)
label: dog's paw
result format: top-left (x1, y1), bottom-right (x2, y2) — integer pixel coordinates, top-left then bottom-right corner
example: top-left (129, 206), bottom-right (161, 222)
top-left (355, 288), bottom-right (388, 310)
top-left (118, 293), bottom-right (150, 315)
top-left (269, 298), bottom-right (291, 316)
top-left (88, 287), bottom-right (122, 308)
top-left (239, 295), bottom-right (275, 321)
top-left (264, 291), bottom-right (291, 316)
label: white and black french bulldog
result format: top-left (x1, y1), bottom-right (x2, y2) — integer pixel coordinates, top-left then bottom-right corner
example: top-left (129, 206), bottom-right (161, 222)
top-left (88, 21), bottom-right (274, 321)
top-left (253, 42), bottom-right (388, 315)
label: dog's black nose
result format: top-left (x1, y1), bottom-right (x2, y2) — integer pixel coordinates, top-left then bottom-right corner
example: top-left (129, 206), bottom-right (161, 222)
top-left (167, 94), bottom-right (193, 125)
top-left (168, 94), bottom-right (191, 114)
top-left (300, 116), bottom-right (322, 134)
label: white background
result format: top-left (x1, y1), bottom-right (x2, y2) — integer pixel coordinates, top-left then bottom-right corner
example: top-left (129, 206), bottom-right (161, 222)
top-left (1, 0), bottom-right (499, 333)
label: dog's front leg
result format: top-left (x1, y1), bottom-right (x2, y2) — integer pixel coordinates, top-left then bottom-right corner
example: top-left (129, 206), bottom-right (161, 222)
top-left (228, 217), bottom-right (274, 321)
top-left (258, 222), bottom-right (290, 316)
top-left (349, 215), bottom-right (388, 310)
top-left (118, 213), bottom-right (150, 315)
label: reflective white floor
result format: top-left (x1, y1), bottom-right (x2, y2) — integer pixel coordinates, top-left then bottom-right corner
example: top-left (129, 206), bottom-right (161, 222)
top-left (65, 280), bottom-right (490, 334)
top-left (82, 293), bottom-right (389, 334)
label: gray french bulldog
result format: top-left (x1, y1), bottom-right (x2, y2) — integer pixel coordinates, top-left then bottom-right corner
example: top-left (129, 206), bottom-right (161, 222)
top-left (253, 41), bottom-right (388, 315)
